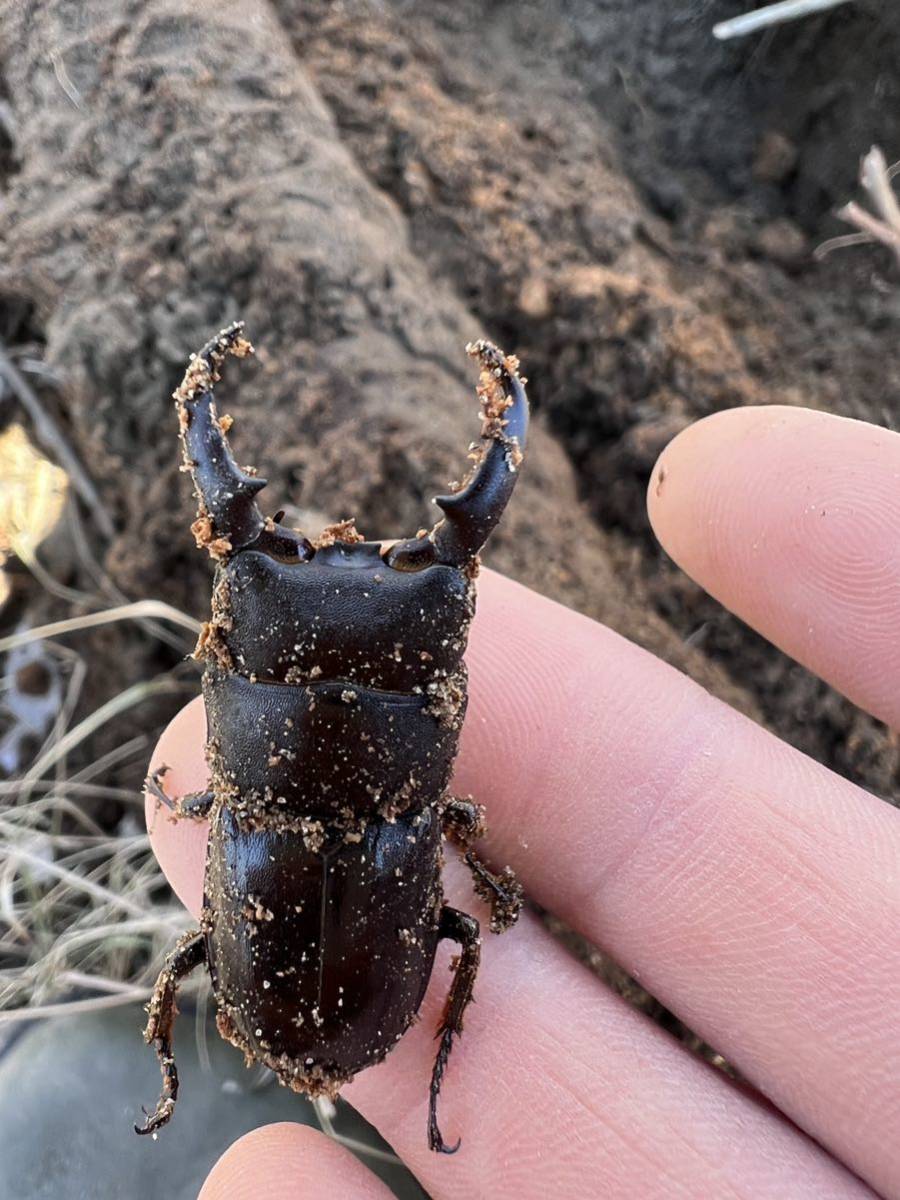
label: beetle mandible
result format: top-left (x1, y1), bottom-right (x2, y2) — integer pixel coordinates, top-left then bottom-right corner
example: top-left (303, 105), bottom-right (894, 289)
top-left (136, 322), bottom-right (528, 1153)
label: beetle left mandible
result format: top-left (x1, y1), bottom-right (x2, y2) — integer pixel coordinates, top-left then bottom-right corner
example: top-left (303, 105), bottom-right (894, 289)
top-left (137, 323), bottom-right (529, 1153)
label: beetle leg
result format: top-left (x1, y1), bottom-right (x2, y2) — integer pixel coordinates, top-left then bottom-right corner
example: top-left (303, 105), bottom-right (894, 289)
top-left (441, 800), bottom-right (523, 934)
top-left (440, 796), bottom-right (487, 845)
top-left (145, 767), bottom-right (214, 821)
top-left (428, 906), bottom-right (481, 1154)
top-left (134, 930), bottom-right (206, 1136)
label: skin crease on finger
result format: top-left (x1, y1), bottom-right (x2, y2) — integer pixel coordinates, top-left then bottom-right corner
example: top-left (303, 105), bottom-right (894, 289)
top-left (647, 405), bottom-right (900, 730)
top-left (152, 709), bottom-right (877, 1200)
top-left (198, 1122), bottom-right (396, 1199)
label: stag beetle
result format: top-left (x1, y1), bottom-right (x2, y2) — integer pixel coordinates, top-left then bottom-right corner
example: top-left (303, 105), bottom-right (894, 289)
top-left (136, 322), bottom-right (528, 1153)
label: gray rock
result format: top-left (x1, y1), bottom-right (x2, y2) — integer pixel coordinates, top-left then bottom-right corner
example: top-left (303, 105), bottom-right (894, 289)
top-left (0, 1004), bottom-right (424, 1200)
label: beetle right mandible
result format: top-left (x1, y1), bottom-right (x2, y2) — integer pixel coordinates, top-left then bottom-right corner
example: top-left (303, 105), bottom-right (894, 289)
top-left (137, 323), bottom-right (528, 1153)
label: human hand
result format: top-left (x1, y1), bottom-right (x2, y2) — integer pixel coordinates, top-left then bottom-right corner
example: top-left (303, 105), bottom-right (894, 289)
top-left (146, 405), bottom-right (900, 1200)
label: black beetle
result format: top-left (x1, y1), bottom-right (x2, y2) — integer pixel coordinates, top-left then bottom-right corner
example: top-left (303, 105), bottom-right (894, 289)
top-left (137, 322), bottom-right (528, 1153)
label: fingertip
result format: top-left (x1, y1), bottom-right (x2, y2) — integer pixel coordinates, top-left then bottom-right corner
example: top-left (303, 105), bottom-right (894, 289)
top-left (198, 1123), bottom-right (395, 1200)
top-left (646, 405), bottom-right (806, 572)
top-left (647, 404), bottom-right (900, 727)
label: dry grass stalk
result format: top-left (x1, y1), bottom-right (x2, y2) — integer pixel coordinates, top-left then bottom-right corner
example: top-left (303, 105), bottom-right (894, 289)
top-left (713, 0), bottom-right (853, 41)
top-left (0, 605), bottom-right (197, 1029)
top-left (817, 147), bottom-right (900, 266)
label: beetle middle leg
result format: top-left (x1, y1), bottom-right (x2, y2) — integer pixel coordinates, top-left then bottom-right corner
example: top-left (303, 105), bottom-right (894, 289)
top-left (135, 930), bottom-right (206, 1135)
top-left (428, 906), bottom-right (481, 1154)
top-left (442, 798), bottom-right (523, 934)
top-left (145, 766), bottom-right (214, 821)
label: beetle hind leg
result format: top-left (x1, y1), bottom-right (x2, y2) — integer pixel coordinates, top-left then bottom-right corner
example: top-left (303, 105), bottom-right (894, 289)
top-left (135, 930), bottom-right (206, 1136)
top-left (428, 906), bottom-right (481, 1154)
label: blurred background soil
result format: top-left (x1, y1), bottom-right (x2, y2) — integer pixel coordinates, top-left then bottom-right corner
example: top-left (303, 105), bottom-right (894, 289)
top-left (0, 0), bottom-right (898, 1069)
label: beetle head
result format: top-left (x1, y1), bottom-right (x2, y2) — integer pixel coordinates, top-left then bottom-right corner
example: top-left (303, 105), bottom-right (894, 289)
top-left (176, 326), bottom-right (528, 688)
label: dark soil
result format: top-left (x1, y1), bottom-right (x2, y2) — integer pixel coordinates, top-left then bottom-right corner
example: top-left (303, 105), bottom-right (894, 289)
top-left (0, 1), bottom-right (897, 799)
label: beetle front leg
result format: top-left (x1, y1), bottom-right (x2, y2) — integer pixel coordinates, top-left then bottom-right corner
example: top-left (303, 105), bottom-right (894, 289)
top-left (135, 930), bottom-right (206, 1136)
top-left (145, 767), bottom-right (214, 821)
top-left (441, 799), bottom-right (523, 934)
top-left (428, 906), bottom-right (481, 1154)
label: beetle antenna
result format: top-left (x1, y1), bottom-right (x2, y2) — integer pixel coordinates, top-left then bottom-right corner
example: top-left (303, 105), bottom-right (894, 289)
top-left (174, 321), bottom-right (267, 559)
